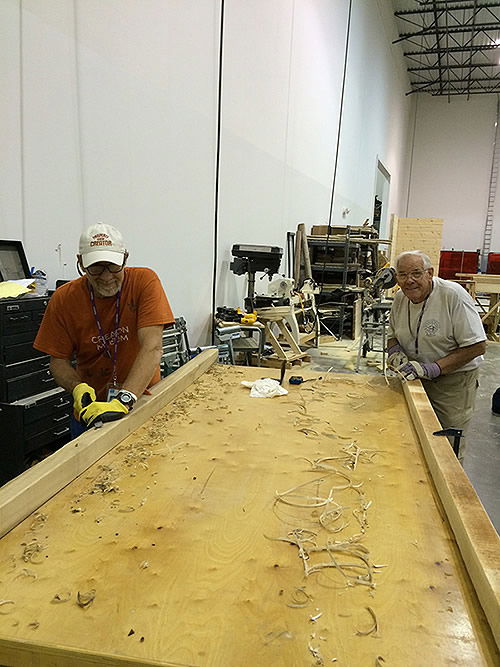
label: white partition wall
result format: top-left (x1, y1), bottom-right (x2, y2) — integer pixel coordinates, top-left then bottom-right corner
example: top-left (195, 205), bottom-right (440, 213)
top-left (407, 94), bottom-right (496, 252)
top-left (216, 0), bottom-right (349, 309)
top-left (0, 0), bottom-right (414, 345)
top-left (75, 0), bottom-right (219, 342)
top-left (333, 0), bottom-right (414, 240)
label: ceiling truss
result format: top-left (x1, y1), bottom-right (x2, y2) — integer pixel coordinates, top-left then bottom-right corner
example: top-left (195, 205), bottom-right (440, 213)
top-left (394, 1), bottom-right (500, 96)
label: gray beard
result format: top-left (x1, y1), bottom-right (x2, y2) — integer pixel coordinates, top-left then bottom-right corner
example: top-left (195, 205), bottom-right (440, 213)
top-left (94, 284), bottom-right (120, 298)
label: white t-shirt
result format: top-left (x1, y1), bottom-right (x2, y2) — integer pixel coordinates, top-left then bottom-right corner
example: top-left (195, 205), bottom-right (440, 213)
top-left (388, 277), bottom-right (486, 373)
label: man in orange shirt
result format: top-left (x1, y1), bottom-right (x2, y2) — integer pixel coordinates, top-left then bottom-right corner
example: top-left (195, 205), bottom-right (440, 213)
top-left (34, 222), bottom-right (174, 435)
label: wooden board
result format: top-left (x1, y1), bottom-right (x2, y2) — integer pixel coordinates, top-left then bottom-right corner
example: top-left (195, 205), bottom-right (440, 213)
top-left (0, 364), bottom-right (498, 666)
top-left (390, 215), bottom-right (443, 268)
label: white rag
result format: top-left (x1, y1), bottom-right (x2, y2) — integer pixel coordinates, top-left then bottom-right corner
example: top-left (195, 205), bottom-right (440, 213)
top-left (240, 378), bottom-right (288, 398)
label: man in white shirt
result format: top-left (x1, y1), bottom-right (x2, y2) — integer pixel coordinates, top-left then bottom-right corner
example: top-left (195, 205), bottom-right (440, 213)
top-left (387, 250), bottom-right (486, 461)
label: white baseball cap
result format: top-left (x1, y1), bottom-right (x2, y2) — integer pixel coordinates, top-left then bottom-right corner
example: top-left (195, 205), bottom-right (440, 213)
top-left (79, 223), bottom-right (126, 268)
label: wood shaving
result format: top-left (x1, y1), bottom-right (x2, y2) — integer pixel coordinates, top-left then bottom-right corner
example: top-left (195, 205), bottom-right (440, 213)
top-left (298, 428), bottom-right (319, 437)
top-left (88, 465), bottom-right (120, 494)
top-left (308, 642), bottom-right (324, 665)
top-left (286, 587), bottom-right (312, 609)
top-left (355, 606), bottom-right (378, 636)
top-left (30, 513), bottom-right (47, 530)
top-left (16, 568), bottom-right (37, 580)
top-left (52, 592), bottom-right (71, 603)
top-left (0, 600), bottom-right (15, 614)
top-left (77, 590), bottom-right (96, 608)
top-left (21, 539), bottom-right (45, 563)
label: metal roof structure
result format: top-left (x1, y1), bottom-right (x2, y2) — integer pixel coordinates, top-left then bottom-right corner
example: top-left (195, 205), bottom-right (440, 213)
top-left (393, 1), bottom-right (500, 96)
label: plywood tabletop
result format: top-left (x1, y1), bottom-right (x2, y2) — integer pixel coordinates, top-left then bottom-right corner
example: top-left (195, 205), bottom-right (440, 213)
top-left (0, 365), bottom-right (497, 666)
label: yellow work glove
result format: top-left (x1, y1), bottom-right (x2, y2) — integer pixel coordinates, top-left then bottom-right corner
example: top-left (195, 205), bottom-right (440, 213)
top-left (80, 398), bottom-right (129, 428)
top-left (72, 382), bottom-right (97, 420)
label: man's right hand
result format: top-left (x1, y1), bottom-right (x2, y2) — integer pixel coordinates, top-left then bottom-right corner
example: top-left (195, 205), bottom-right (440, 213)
top-left (72, 383), bottom-right (97, 420)
top-left (387, 343), bottom-right (408, 371)
top-left (80, 399), bottom-right (129, 428)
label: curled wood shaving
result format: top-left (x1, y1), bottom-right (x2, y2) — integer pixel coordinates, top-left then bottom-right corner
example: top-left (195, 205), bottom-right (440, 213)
top-left (16, 568), bottom-right (37, 580)
top-left (355, 606), bottom-right (378, 636)
top-left (21, 539), bottom-right (45, 563)
top-left (307, 642), bottom-right (324, 665)
top-left (77, 589), bottom-right (96, 608)
top-left (89, 465), bottom-right (119, 494)
top-left (310, 612), bottom-right (323, 622)
top-left (0, 600), bottom-right (15, 614)
top-left (298, 428), bottom-right (319, 436)
top-left (52, 591), bottom-right (71, 603)
top-left (286, 587), bottom-right (312, 609)
top-left (30, 513), bottom-right (48, 530)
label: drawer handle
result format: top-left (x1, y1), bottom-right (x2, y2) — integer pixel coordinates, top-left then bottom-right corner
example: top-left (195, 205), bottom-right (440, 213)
top-left (53, 415), bottom-right (68, 423)
top-left (55, 400), bottom-right (71, 409)
top-left (42, 377), bottom-right (54, 383)
top-left (54, 428), bottom-right (70, 437)
top-left (10, 314), bottom-right (30, 321)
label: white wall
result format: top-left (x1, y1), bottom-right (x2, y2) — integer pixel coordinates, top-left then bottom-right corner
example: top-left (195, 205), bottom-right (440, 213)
top-left (0, 0), bottom-right (414, 345)
top-left (407, 94), bottom-right (497, 252)
top-left (333, 0), bottom-right (415, 240)
top-left (216, 0), bottom-right (349, 307)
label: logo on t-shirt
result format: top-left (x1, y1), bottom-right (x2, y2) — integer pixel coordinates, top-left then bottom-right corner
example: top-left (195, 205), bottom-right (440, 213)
top-left (424, 319), bottom-right (440, 336)
top-left (91, 325), bottom-right (130, 352)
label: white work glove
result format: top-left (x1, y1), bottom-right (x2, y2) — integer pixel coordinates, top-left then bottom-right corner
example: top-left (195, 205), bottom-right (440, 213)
top-left (387, 343), bottom-right (408, 370)
top-left (399, 361), bottom-right (441, 381)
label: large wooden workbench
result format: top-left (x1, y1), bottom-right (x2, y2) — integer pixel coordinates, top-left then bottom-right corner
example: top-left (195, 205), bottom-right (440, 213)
top-left (0, 351), bottom-right (498, 666)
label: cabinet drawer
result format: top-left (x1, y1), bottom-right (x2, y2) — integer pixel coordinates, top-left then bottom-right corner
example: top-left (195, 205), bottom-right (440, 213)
top-left (1, 341), bottom-right (46, 364)
top-left (0, 356), bottom-right (50, 379)
top-left (24, 394), bottom-right (71, 425)
top-left (0, 311), bottom-right (41, 336)
top-left (24, 423), bottom-right (71, 455)
top-left (1, 369), bottom-right (56, 402)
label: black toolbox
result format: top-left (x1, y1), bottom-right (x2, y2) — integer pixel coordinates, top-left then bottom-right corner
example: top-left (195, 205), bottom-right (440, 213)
top-left (0, 388), bottom-right (71, 485)
top-left (0, 295), bottom-right (72, 484)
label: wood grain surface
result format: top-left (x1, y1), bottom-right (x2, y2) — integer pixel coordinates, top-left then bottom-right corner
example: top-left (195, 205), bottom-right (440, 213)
top-left (0, 365), bottom-right (497, 666)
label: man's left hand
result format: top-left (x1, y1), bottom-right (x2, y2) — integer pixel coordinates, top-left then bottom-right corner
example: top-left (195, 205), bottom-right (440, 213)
top-left (399, 360), bottom-right (441, 381)
top-left (80, 399), bottom-right (129, 428)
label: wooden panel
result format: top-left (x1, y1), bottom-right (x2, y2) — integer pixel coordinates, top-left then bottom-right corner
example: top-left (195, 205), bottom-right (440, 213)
top-left (390, 215), bottom-right (443, 269)
top-left (0, 366), bottom-right (498, 666)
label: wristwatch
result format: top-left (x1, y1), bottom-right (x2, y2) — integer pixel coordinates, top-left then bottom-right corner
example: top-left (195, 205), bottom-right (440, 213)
top-left (116, 390), bottom-right (137, 409)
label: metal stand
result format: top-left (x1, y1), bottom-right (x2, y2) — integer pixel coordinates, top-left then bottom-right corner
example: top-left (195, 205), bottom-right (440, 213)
top-left (355, 302), bottom-right (391, 373)
top-left (433, 428), bottom-right (464, 458)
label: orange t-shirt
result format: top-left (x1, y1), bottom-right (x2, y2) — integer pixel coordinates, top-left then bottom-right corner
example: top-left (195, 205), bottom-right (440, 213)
top-left (34, 267), bottom-right (174, 400)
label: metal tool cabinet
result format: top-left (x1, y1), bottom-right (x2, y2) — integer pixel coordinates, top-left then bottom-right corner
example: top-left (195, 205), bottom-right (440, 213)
top-left (0, 295), bottom-right (71, 484)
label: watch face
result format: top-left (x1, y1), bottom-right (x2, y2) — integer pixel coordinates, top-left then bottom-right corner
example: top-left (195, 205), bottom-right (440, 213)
top-left (118, 391), bottom-right (133, 405)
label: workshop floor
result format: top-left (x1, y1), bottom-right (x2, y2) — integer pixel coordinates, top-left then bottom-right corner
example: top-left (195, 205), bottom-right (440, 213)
top-left (302, 336), bottom-right (500, 533)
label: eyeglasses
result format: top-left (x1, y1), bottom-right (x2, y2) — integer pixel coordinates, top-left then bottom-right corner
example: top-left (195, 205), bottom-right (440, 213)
top-left (85, 261), bottom-right (125, 276)
top-left (396, 270), bottom-right (429, 281)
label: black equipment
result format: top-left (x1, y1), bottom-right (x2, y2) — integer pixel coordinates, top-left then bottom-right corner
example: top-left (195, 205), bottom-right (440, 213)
top-left (0, 239), bottom-right (32, 281)
top-left (433, 427), bottom-right (464, 458)
top-left (229, 244), bottom-right (283, 311)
